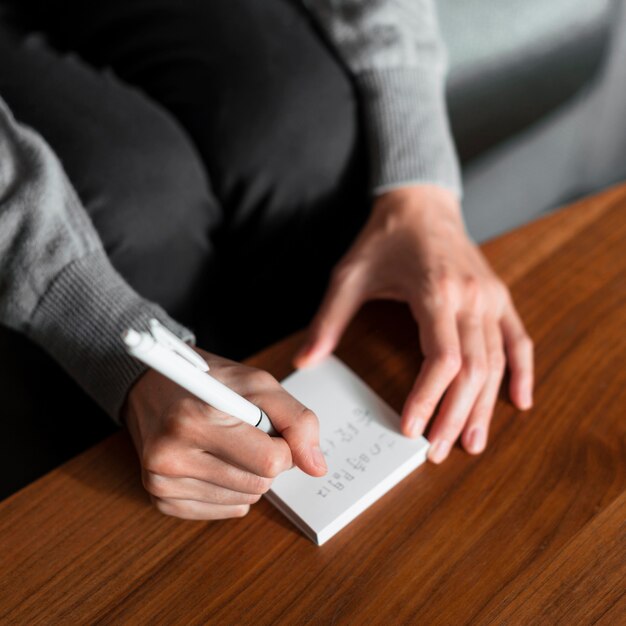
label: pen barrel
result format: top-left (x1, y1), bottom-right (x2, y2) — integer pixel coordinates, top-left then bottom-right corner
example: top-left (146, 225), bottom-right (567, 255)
top-left (257, 410), bottom-right (277, 437)
top-left (127, 337), bottom-right (274, 434)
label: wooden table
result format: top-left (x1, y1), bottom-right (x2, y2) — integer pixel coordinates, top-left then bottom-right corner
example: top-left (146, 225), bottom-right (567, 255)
top-left (1, 185), bottom-right (625, 625)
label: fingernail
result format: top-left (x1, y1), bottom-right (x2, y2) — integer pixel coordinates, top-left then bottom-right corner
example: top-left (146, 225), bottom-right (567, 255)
top-left (467, 427), bottom-right (485, 454)
top-left (294, 343), bottom-right (314, 367)
top-left (521, 385), bottom-right (533, 410)
top-left (428, 440), bottom-right (450, 464)
top-left (294, 351), bottom-right (307, 366)
top-left (311, 445), bottom-right (328, 473)
top-left (407, 416), bottom-right (425, 438)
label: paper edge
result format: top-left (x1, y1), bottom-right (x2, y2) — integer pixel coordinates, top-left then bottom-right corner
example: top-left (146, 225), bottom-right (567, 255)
top-left (266, 439), bottom-right (429, 546)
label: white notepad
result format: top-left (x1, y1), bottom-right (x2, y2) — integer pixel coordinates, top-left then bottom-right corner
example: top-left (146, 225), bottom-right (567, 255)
top-left (266, 356), bottom-right (430, 545)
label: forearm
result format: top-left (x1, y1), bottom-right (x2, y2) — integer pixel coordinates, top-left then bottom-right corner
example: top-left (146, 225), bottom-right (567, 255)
top-left (303, 0), bottom-right (461, 196)
top-left (0, 98), bottom-right (193, 420)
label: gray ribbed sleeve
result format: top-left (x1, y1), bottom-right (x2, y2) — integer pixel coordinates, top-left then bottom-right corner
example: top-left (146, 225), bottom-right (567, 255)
top-left (0, 97), bottom-right (193, 420)
top-left (303, 0), bottom-right (462, 197)
top-left (27, 255), bottom-right (193, 420)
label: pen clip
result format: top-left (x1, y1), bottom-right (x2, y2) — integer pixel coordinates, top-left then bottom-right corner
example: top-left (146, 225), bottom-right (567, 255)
top-left (148, 318), bottom-right (209, 372)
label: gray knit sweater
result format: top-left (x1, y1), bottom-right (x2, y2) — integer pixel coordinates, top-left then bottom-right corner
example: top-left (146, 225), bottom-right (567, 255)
top-left (0, 1), bottom-right (460, 420)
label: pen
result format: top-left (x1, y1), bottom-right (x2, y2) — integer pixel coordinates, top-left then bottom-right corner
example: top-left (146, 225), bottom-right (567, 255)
top-left (122, 319), bottom-right (276, 435)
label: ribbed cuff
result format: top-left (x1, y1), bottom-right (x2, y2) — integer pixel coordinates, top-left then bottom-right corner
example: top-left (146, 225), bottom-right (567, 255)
top-left (355, 67), bottom-right (462, 198)
top-left (26, 252), bottom-right (195, 422)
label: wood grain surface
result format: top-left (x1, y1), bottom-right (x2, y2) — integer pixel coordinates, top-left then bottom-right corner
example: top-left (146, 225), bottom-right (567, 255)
top-left (1, 185), bottom-right (625, 625)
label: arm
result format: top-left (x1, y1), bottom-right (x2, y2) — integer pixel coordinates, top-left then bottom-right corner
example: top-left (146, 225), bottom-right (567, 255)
top-left (0, 96), bottom-right (191, 419)
top-left (303, 0), bottom-right (461, 195)
top-left (297, 3), bottom-right (534, 462)
top-left (0, 98), bottom-right (325, 519)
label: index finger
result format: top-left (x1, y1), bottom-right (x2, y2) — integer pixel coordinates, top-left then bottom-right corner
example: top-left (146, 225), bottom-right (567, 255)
top-left (193, 412), bottom-right (294, 479)
top-left (401, 304), bottom-right (462, 437)
top-left (250, 386), bottom-right (328, 478)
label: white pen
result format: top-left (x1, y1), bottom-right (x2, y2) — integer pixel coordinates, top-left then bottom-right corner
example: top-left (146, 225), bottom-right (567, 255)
top-left (122, 318), bottom-right (276, 435)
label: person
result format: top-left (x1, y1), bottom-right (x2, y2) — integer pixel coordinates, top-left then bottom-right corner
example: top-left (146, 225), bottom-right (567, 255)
top-left (0, 1), bottom-right (533, 519)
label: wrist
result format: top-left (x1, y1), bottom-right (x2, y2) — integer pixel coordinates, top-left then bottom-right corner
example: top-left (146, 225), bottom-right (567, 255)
top-left (119, 367), bottom-right (150, 429)
top-left (372, 184), bottom-right (464, 228)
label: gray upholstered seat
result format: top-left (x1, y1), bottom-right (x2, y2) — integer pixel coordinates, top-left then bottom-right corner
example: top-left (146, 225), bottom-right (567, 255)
top-left (438, 0), bottom-right (626, 241)
top-left (440, 0), bottom-right (614, 162)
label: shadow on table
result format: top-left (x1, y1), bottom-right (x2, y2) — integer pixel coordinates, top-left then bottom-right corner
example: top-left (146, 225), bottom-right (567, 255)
top-left (0, 326), bottom-right (117, 501)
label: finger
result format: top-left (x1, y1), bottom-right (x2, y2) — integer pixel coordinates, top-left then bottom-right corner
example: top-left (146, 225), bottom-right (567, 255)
top-left (253, 386), bottom-right (327, 477)
top-left (157, 387), bottom-right (293, 479)
top-left (501, 303), bottom-right (534, 410)
top-left (195, 414), bottom-right (293, 479)
top-left (426, 314), bottom-right (488, 463)
top-left (294, 264), bottom-right (364, 369)
top-left (151, 496), bottom-right (250, 521)
top-left (400, 305), bottom-right (461, 437)
top-left (143, 471), bottom-right (262, 506)
top-left (461, 319), bottom-right (506, 454)
top-left (146, 444), bottom-right (275, 496)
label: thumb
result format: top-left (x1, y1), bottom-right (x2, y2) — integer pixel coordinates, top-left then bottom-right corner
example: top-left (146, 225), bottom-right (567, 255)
top-left (267, 392), bottom-right (327, 477)
top-left (294, 267), bottom-right (364, 369)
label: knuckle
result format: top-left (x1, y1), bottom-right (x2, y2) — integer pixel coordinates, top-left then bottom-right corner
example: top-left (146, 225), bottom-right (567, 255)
top-left (248, 368), bottom-right (277, 388)
top-left (518, 334), bottom-right (534, 354)
top-left (511, 331), bottom-right (533, 357)
top-left (493, 279), bottom-right (510, 302)
top-left (143, 442), bottom-right (182, 477)
top-left (176, 396), bottom-right (200, 417)
top-left (143, 471), bottom-right (169, 498)
top-left (298, 407), bottom-right (319, 431)
top-left (153, 497), bottom-right (176, 518)
top-left (461, 278), bottom-right (485, 315)
top-left (234, 504), bottom-right (251, 518)
top-left (464, 357), bottom-right (488, 383)
top-left (163, 405), bottom-right (198, 438)
top-left (462, 274), bottom-right (480, 297)
top-left (488, 351), bottom-right (506, 374)
top-left (442, 414), bottom-right (466, 434)
top-left (433, 272), bottom-right (458, 305)
top-left (408, 394), bottom-right (437, 420)
top-left (473, 406), bottom-right (494, 425)
top-left (499, 282), bottom-right (514, 305)
top-left (465, 357), bottom-right (488, 381)
top-left (165, 417), bottom-right (189, 440)
top-left (259, 453), bottom-right (286, 479)
top-left (245, 473), bottom-right (273, 495)
top-left (434, 349), bottom-right (462, 376)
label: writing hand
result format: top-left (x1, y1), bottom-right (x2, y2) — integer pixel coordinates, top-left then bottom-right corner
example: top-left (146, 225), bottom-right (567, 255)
top-left (123, 349), bottom-right (327, 519)
top-left (294, 185), bottom-right (533, 463)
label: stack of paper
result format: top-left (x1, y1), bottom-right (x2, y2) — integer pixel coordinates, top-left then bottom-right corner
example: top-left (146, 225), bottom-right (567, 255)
top-left (266, 356), bottom-right (430, 545)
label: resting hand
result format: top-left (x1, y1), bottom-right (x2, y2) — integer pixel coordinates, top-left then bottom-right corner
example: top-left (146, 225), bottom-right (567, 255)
top-left (294, 185), bottom-right (533, 463)
top-left (123, 349), bottom-right (327, 520)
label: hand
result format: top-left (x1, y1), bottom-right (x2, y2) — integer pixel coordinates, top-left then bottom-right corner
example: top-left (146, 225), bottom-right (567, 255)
top-left (123, 349), bottom-right (327, 520)
top-left (294, 185), bottom-right (533, 463)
